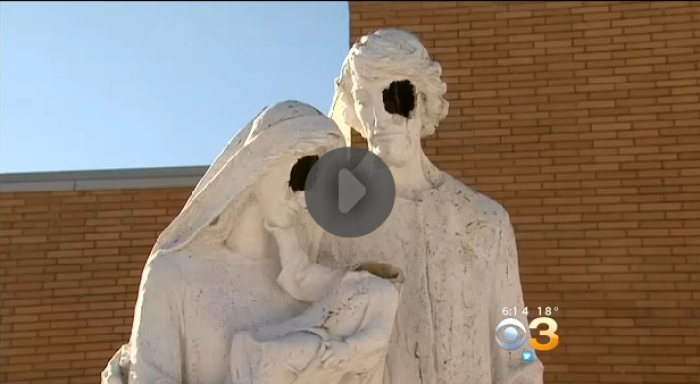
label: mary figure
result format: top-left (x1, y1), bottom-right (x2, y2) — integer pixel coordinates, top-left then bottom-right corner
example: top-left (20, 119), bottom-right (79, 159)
top-left (98, 101), bottom-right (346, 384)
top-left (102, 100), bottom-right (403, 384)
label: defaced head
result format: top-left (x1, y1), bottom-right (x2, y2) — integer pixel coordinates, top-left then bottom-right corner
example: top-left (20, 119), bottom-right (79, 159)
top-left (351, 77), bottom-right (423, 167)
top-left (334, 29), bottom-right (449, 168)
top-left (256, 155), bottom-right (318, 228)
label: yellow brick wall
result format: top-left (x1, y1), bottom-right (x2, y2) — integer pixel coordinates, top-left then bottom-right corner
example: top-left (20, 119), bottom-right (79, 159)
top-left (348, 1), bottom-right (700, 384)
top-left (0, 189), bottom-right (189, 384)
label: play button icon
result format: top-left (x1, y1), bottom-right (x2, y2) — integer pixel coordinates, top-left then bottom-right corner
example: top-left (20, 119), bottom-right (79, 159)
top-left (305, 147), bottom-right (395, 238)
top-left (338, 168), bottom-right (366, 213)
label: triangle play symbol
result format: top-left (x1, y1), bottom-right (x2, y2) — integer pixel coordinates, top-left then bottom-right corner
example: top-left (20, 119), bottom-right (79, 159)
top-left (338, 168), bottom-right (366, 214)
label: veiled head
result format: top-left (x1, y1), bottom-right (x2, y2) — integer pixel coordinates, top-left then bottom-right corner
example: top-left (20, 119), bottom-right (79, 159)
top-left (154, 100), bottom-right (344, 254)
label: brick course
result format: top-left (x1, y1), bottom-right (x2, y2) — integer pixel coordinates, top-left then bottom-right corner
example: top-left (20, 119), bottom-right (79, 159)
top-left (0, 189), bottom-right (189, 384)
top-left (1, 1), bottom-right (699, 383)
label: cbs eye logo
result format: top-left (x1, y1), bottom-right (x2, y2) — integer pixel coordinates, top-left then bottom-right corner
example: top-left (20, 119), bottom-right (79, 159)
top-left (494, 317), bottom-right (559, 352)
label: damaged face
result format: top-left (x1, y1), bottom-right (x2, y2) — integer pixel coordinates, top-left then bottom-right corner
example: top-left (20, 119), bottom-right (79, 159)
top-left (351, 76), bottom-right (423, 167)
top-left (257, 155), bottom-right (319, 228)
top-left (289, 155), bottom-right (319, 193)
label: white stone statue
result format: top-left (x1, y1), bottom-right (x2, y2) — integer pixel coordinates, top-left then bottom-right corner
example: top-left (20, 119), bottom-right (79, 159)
top-left (231, 223), bottom-right (403, 384)
top-left (324, 29), bottom-right (545, 384)
top-left (100, 100), bottom-right (403, 384)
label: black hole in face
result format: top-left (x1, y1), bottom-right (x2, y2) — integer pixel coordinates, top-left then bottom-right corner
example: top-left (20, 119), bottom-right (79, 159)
top-left (289, 155), bottom-right (319, 192)
top-left (383, 80), bottom-right (415, 119)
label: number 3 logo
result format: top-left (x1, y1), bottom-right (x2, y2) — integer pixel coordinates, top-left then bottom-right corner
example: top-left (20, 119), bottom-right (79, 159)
top-left (529, 317), bottom-right (559, 351)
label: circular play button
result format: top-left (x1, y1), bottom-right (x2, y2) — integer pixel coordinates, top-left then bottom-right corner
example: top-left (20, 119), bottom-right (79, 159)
top-left (305, 147), bottom-right (395, 238)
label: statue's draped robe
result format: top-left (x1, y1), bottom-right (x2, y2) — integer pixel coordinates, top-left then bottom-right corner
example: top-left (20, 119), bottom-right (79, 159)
top-left (317, 174), bottom-right (545, 384)
top-left (128, 245), bottom-right (308, 384)
top-left (128, 238), bottom-right (398, 384)
top-left (230, 269), bottom-right (400, 384)
top-left (108, 101), bottom-right (351, 384)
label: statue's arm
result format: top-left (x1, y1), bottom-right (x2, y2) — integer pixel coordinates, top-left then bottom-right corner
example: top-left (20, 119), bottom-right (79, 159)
top-left (341, 278), bottom-right (400, 369)
top-left (268, 225), bottom-right (337, 302)
top-left (491, 215), bottom-right (544, 384)
top-left (128, 252), bottom-right (185, 384)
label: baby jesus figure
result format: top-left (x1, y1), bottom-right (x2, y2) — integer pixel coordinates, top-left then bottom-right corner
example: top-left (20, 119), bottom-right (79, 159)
top-left (229, 223), bottom-right (404, 384)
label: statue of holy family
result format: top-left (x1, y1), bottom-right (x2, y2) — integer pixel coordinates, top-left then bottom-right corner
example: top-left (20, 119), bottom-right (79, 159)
top-left (101, 29), bottom-right (543, 384)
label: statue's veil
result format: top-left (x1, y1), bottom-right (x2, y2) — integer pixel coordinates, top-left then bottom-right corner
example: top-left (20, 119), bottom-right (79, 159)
top-left (151, 100), bottom-right (345, 258)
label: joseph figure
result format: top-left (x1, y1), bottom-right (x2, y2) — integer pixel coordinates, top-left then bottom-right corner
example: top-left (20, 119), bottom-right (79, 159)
top-left (317, 29), bottom-right (545, 384)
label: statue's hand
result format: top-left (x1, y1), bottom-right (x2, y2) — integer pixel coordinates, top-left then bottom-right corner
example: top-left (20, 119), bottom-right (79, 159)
top-left (264, 189), bottom-right (306, 229)
top-left (320, 340), bottom-right (352, 368)
top-left (263, 221), bottom-right (297, 242)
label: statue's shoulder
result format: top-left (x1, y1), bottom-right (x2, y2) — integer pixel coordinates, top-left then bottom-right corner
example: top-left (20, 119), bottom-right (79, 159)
top-left (142, 249), bottom-right (187, 282)
top-left (439, 173), bottom-right (511, 231)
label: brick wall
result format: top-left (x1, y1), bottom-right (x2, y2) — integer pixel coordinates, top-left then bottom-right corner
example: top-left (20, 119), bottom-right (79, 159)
top-left (349, 1), bottom-right (700, 384)
top-left (0, 189), bottom-right (189, 384)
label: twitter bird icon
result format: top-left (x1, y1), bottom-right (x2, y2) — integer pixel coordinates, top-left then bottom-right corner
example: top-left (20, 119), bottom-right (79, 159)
top-left (522, 350), bottom-right (534, 362)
